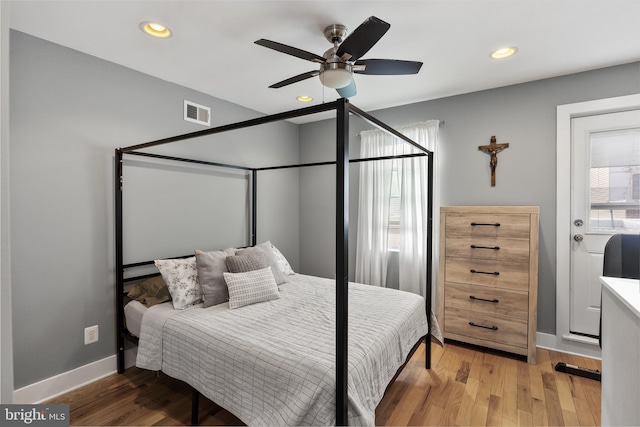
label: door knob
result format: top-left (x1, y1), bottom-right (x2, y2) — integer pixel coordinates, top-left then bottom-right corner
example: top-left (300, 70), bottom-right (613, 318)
top-left (573, 234), bottom-right (584, 242)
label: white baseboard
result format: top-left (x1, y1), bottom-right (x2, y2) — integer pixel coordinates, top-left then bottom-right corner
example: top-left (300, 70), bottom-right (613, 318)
top-left (536, 332), bottom-right (559, 350)
top-left (13, 347), bottom-right (137, 404)
top-left (536, 331), bottom-right (602, 360)
top-left (13, 355), bottom-right (116, 404)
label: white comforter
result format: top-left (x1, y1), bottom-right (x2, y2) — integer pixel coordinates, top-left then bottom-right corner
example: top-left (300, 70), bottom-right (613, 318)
top-left (136, 273), bottom-right (428, 426)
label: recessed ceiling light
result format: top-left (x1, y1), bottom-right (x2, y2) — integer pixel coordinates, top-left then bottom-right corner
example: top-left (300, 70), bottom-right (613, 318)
top-left (297, 95), bottom-right (313, 102)
top-left (490, 46), bottom-right (518, 59)
top-left (140, 21), bottom-right (172, 38)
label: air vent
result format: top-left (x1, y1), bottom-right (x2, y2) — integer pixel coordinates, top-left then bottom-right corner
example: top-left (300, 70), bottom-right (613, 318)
top-left (184, 100), bottom-right (210, 126)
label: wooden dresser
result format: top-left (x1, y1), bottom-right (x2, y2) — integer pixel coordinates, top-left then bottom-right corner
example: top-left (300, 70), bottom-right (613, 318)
top-left (439, 206), bottom-right (539, 363)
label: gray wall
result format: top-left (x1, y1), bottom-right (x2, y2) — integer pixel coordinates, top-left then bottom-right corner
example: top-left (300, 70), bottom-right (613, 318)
top-left (9, 31), bottom-right (300, 389)
top-left (1, 1), bottom-right (14, 403)
top-left (298, 62), bottom-right (640, 335)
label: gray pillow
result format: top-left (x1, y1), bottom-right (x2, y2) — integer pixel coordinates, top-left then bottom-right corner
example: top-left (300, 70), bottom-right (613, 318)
top-left (195, 248), bottom-right (234, 308)
top-left (236, 242), bottom-right (285, 285)
top-left (226, 253), bottom-right (268, 273)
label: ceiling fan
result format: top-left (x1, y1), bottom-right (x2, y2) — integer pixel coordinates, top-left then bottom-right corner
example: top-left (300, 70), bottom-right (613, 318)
top-left (255, 16), bottom-right (423, 98)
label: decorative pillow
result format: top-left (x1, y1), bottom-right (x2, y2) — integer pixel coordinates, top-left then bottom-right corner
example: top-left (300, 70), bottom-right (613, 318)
top-left (127, 275), bottom-right (171, 307)
top-left (269, 241), bottom-right (294, 276)
top-left (236, 242), bottom-right (285, 285)
top-left (226, 253), bottom-right (268, 273)
top-left (154, 257), bottom-right (201, 310)
top-left (223, 267), bottom-right (280, 309)
top-left (195, 248), bottom-right (234, 308)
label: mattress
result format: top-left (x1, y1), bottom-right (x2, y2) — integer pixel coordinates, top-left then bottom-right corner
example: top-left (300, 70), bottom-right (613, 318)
top-left (124, 299), bottom-right (160, 337)
top-left (136, 273), bottom-right (429, 426)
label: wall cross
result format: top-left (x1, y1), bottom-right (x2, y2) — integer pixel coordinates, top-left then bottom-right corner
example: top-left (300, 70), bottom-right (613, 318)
top-left (478, 135), bottom-right (509, 187)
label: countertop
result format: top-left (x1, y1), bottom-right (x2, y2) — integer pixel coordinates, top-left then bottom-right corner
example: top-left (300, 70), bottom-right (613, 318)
top-left (600, 276), bottom-right (640, 319)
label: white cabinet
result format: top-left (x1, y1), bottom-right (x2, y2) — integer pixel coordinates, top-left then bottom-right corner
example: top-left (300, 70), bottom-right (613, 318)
top-left (600, 277), bottom-right (640, 427)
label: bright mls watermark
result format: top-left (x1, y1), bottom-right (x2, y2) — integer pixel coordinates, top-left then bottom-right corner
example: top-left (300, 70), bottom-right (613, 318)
top-left (1, 405), bottom-right (69, 426)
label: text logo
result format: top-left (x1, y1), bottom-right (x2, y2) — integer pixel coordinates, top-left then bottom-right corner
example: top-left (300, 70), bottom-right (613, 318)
top-left (1, 405), bottom-right (69, 426)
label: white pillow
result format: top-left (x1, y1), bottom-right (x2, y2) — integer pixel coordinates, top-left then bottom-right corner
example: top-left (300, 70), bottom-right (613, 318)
top-left (269, 241), bottom-right (294, 276)
top-left (154, 257), bottom-right (201, 310)
top-left (223, 267), bottom-right (280, 309)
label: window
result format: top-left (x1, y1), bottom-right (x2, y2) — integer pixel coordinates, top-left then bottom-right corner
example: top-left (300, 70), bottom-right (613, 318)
top-left (589, 128), bottom-right (640, 231)
top-left (387, 164), bottom-right (401, 250)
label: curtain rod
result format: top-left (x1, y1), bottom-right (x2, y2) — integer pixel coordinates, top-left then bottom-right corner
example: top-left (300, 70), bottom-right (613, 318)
top-left (356, 120), bottom-right (444, 137)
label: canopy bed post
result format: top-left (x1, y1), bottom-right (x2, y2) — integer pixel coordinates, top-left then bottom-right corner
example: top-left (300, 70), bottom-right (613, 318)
top-left (251, 170), bottom-right (257, 246)
top-left (425, 153), bottom-right (434, 370)
top-left (335, 98), bottom-right (350, 426)
top-left (191, 389), bottom-right (200, 425)
top-left (115, 148), bottom-right (125, 374)
top-left (347, 104), bottom-right (434, 370)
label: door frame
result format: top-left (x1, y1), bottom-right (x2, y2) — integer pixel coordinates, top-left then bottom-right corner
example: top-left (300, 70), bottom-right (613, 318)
top-left (556, 94), bottom-right (640, 358)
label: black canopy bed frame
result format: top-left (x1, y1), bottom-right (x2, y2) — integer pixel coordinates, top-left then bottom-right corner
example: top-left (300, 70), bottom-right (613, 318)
top-left (115, 98), bottom-right (434, 426)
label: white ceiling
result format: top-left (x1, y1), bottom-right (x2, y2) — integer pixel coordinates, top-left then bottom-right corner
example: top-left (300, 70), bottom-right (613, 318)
top-left (8, 0), bottom-right (640, 123)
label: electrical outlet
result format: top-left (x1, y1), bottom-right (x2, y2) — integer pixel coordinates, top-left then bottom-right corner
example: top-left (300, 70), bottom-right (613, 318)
top-left (84, 325), bottom-right (99, 345)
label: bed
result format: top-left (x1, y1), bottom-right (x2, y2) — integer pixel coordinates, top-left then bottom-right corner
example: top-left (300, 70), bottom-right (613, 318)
top-left (131, 271), bottom-right (427, 425)
top-left (115, 99), bottom-right (435, 425)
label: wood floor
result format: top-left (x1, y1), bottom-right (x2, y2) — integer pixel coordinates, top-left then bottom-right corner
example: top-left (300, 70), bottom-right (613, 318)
top-left (47, 341), bottom-right (602, 426)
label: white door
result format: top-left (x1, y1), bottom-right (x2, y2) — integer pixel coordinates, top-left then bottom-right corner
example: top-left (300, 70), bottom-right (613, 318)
top-left (570, 109), bottom-right (640, 337)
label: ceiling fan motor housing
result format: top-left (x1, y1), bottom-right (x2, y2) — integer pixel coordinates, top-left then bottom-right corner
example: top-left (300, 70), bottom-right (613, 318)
top-left (320, 36), bottom-right (354, 90)
top-left (324, 24), bottom-right (348, 44)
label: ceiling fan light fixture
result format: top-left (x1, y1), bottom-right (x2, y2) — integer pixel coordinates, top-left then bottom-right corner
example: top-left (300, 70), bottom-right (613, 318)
top-left (140, 21), bottom-right (172, 38)
top-left (490, 46), bottom-right (518, 59)
top-left (319, 63), bottom-right (353, 89)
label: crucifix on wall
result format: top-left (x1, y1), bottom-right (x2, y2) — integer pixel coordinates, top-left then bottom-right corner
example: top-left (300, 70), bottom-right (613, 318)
top-left (478, 135), bottom-right (509, 187)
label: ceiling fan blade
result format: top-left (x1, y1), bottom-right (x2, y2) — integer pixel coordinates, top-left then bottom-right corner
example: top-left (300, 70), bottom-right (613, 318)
top-left (255, 39), bottom-right (325, 64)
top-left (336, 78), bottom-right (356, 98)
top-left (269, 70), bottom-right (319, 88)
top-left (353, 59), bottom-right (423, 75)
top-left (336, 16), bottom-right (390, 61)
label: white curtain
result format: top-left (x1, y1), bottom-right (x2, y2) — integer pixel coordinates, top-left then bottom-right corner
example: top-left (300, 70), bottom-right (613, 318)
top-left (354, 129), bottom-right (393, 287)
top-left (355, 121), bottom-right (439, 297)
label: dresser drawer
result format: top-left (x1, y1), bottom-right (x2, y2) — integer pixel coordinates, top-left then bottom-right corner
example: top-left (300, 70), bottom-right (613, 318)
top-left (445, 236), bottom-right (530, 263)
top-left (445, 258), bottom-right (529, 290)
top-left (445, 213), bottom-right (531, 239)
top-left (444, 306), bottom-right (528, 348)
top-left (445, 282), bottom-right (528, 319)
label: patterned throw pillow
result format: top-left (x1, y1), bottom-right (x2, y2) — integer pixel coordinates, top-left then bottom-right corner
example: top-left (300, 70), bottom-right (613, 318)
top-left (236, 242), bottom-right (285, 284)
top-left (154, 257), bottom-right (201, 310)
top-left (223, 267), bottom-right (280, 309)
top-left (226, 253), bottom-right (268, 273)
top-left (269, 241), bottom-right (294, 276)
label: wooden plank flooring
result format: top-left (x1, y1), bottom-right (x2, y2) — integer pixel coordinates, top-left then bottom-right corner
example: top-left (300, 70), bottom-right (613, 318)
top-left (46, 341), bottom-right (602, 426)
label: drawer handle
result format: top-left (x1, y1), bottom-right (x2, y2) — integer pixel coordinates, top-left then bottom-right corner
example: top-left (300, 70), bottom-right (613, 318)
top-left (469, 322), bottom-right (498, 331)
top-left (470, 222), bottom-right (501, 227)
top-left (470, 245), bottom-right (500, 250)
top-left (470, 269), bottom-right (500, 275)
top-left (469, 295), bottom-right (499, 303)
